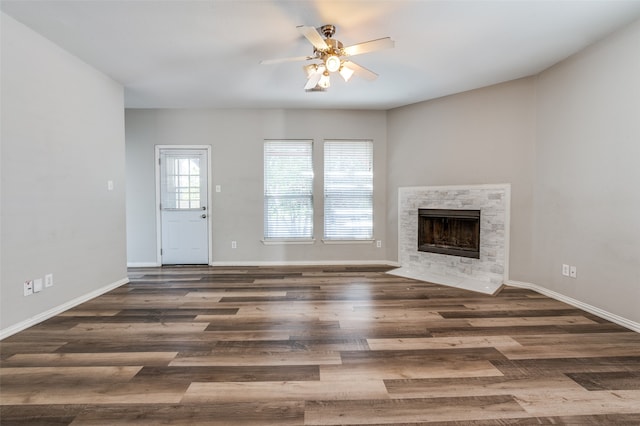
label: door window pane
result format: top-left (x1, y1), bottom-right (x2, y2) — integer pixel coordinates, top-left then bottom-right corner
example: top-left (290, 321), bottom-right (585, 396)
top-left (161, 154), bottom-right (202, 209)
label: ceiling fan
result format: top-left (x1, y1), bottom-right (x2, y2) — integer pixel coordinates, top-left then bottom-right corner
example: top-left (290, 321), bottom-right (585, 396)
top-left (260, 24), bottom-right (394, 91)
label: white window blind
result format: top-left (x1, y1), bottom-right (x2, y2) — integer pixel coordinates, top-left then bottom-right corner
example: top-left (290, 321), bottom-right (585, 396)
top-left (324, 140), bottom-right (373, 240)
top-left (264, 140), bottom-right (314, 239)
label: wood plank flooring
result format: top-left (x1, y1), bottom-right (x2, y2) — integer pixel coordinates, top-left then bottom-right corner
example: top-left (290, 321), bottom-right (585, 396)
top-left (1, 265), bottom-right (640, 425)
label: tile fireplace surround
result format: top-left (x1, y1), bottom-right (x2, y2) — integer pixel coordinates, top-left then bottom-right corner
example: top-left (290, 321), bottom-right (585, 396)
top-left (390, 184), bottom-right (510, 295)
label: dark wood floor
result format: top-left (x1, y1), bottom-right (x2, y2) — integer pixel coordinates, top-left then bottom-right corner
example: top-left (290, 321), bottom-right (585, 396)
top-left (1, 265), bottom-right (640, 425)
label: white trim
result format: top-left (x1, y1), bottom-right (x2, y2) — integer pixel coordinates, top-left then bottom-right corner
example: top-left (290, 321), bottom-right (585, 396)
top-left (398, 183), bottom-right (512, 193)
top-left (127, 262), bottom-right (161, 267)
top-left (210, 260), bottom-right (399, 267)
top-left (261, 239), bottom-right (316, 245)
top-left (155, 147), bottom-right (161, 264)
top-left (322, 239), bottom-right (375, 245)
top-left (0, 277), bottom-right (129, 340)
top-left (155, 145), bottom-right (213, 265)
top-left (506, 279), bottom-right (640, 333)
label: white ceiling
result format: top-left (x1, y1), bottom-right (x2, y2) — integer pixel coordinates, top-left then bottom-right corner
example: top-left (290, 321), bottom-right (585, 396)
top-left (3, 0), bottom-right (640, 110)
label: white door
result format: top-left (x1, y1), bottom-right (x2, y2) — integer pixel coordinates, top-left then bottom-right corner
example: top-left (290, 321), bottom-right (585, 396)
top-left (159, 148), bottom-right (209, 264)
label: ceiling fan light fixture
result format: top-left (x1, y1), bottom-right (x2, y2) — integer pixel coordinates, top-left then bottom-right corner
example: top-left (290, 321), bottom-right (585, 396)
top-left (318, 72), bottom-right (331, 89)
top-left (339, 65), bottom-right (355, 82)
top-left (325, 55), bottom-right (341, 73)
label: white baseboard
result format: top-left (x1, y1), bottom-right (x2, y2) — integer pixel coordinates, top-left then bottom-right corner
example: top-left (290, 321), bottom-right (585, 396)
top-left (505, 279), bottom-right (640, 333)
top-left (0, 277), bottom-right (129, 340)
top-left (128, 261), bottom-right (400, 268)
top-left (210, 260), bottom-right (400, 267)
top-left (127, 262), bottom-right (161, 267)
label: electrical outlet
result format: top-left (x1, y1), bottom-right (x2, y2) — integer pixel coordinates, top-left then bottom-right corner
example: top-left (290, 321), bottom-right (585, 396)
top-left (45, 273), bottom-right (54, 287)
top-left (376, 240), bottom-right (382, 248)
top-left (562, 264), bottom-right (570, 277)
top-left (24, 280), bottom-right (34, 296)
top-left (570, 266), bottom-right (577, 278)
top-left (231, 241), bottom-right (237, 249)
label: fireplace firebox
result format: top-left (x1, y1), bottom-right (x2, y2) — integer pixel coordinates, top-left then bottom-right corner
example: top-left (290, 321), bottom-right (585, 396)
top-left (418, 209), bottom-right (480, 259)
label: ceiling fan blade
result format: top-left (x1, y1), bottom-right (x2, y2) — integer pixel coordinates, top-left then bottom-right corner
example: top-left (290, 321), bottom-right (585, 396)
top-left (343, 61), bottom-right (378, 81)
top-left (343, 37), bottom-right (394, 56)
top-left (304, 71), bottom-right (323, 90)
top-left (260, 55), bottom-right (314, 65)
top-left (297, 25), bottom-right (329, 51)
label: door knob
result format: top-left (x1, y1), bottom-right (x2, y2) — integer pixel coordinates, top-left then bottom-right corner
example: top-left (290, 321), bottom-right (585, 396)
top-left (202, 206), bottom-right (206, 210)
top-left (201, 214), bottom-right (207, 219)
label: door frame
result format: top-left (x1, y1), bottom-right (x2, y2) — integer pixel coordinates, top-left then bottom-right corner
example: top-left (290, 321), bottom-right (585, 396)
top-left (155, 145), bottom-right (213, 265)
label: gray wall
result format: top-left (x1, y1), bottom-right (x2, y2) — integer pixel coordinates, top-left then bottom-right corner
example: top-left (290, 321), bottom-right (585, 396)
top-left (532, 20), bottom-right (640, 323)
top-left (0, 13), bottom-right (127, 334)
top-left (125, 108), bottom-right (388, 265)
top-left (386, 78), bottom-right (537, 281)
top-left (386, 19), bottom-right (640, 325)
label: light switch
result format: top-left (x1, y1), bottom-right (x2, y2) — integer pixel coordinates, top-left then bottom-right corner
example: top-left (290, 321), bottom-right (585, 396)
top-left (34, 278), bottom-right (43, 293)
top-left (107, 180), bottom-right (114, 191)
top-left (216, 185), bottom-right (221, 193)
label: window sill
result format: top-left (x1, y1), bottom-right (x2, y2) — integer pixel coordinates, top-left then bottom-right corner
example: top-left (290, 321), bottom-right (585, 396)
top-left (322, 239), bottom-right (375, 245)
top-left (261, 239), bottom-right (316, 245)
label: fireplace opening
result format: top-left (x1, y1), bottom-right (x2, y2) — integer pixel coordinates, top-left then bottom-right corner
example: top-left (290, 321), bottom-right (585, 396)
top-left (418, 209), bottom-right (480, 259)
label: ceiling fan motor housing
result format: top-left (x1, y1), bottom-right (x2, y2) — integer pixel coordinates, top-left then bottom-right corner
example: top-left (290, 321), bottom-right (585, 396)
top-left (319, 24), bottom-right (336, 38)
top-left (314, 38), bottom-right (344, 56)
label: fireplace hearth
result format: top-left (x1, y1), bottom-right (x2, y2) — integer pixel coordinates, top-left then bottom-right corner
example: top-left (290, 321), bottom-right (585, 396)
top-left (418, 209), bottom-right (480, 259)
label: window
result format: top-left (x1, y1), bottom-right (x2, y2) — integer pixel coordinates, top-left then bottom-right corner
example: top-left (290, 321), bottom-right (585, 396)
top-left (324, 140), bottom-right (373, 240)
top-left (160, 151), bottom-right (203, 209)
top-left (264, 140), bottom-right (314, 239)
